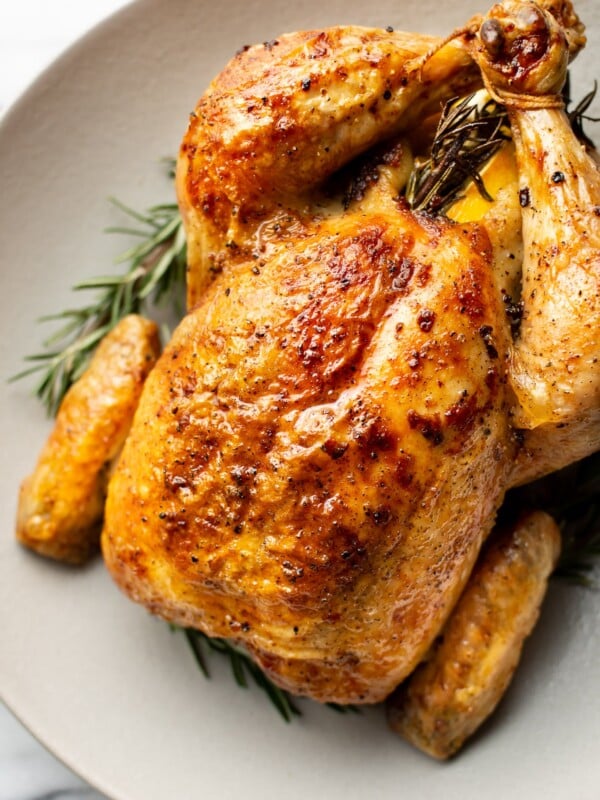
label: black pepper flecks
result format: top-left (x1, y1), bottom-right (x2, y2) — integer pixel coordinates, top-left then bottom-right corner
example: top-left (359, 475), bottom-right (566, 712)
top-left (502, 291), bottom-right (524, 336)
top-left (321, 440), bottom-right (349, 459)
top-left (417, 308), bottom-right (436, 332)
top-left (519, 187), bottom-right (531, 207)
top-left (479, 325), bottom-right (499, 359)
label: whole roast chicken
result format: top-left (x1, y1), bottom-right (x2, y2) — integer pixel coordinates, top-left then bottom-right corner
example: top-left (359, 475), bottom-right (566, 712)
top-left (17, 0), bottom-right (600, 758)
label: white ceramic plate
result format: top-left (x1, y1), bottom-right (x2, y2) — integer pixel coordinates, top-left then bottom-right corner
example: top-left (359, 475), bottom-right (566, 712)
top-left (1, 1), bottom-right (599, 798)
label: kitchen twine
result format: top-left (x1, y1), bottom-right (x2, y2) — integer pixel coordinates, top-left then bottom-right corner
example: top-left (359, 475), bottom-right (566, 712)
top-left (410, 19), bottom-right (565, 111)
top-left (478, 70), bottom-right (565, 110)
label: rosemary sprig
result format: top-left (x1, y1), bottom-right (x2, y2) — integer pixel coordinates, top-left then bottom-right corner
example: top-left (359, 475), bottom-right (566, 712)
top-left (500, 451), bottom-right (600, 587)
top-left (180, 627), bottom-right (360, 721)
top-left (182, 628), bottom-right (302, 722)
top-left (564, 75), bottom-right (599, 150)
top-left (10, 195), bottom-right (186, 416)
top-left (406, 90), bottom-right (510, 214)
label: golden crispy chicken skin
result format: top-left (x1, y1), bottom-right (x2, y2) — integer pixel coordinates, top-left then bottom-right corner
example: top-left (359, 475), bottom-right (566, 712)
top-left (17, 316), bottom-right (160, 564)
top-left (103, 24), bottom-right (516, 705)
top-left (387, 511), bottom-right (561, 759)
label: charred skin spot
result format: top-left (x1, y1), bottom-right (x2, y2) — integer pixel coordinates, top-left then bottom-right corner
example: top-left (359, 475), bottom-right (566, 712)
top-left (395, 452), bottom-right (415, 487)
top-left (259, 426), bottom-right (278, 453)
top-left (417, 308), bottom-right (436, 332)
top-left (164, 472), bottom-right (191, 492)
top-left (309, 31), bottom-right (330, 60)
top-left (456, 266), bottom-right (488, 319)
top-left (444, 393), bottom-right (479, 433)
top-left (407, 410), bottom-right (444, 445)
top-left (391, 257), bottom-right (416, 292)
top-left (321, 440), bottom-right (349, 459)
top-left (282, 559), bottom-right (305, 582)
top-left (353, 418), bottom-right (396, 454)
top-left (415, 262), bottom-right (432, 288)
top-left (230, 465), bottom-right (258, 486)
top-left (479, 325), bottom-right (499, 359)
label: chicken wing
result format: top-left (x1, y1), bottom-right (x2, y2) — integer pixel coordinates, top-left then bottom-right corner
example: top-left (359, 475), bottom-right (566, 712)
top-left (387, 510), bottom-right (560, 759)
top-left (17, 315), bottom-right (160, 564)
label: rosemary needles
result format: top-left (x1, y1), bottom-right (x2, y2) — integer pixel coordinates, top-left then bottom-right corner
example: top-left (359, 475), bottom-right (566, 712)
top-left (180, 628), bottom-right (360, 721)
top-left (183, 628), bottom-right (302, 722)
top-left (10, 197), bottom-right (186, 416)
top-left (500, 451), bottom-right (600, 588)
top-left (406, 90), bottom-right (510, 214)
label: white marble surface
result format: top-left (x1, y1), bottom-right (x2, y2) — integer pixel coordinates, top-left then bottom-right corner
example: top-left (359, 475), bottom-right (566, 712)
top-left (0, 702), bottom-right (104, 800)
top-left (1, 5), bottom-right (129, 798)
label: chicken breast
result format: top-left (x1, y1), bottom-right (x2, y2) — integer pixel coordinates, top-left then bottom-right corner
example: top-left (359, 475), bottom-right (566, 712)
top-left (103, 184), bottom-right (514, 702)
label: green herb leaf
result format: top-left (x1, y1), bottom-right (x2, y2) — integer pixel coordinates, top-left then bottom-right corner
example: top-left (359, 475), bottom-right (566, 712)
top-left (177, 626), bottom-right (362, 722)
top-left (10, 172), bottom-right (185, 416)
top-left (405, 90), bottom-right (510, 214)
top-left (180, 627), bottom-right (302, 722)
top-left (500, 451), bottom-right (600, 587)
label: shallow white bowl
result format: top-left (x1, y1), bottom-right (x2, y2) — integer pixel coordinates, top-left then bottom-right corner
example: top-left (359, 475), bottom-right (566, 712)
top-left (1, 1), bottom-right (599, 798)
